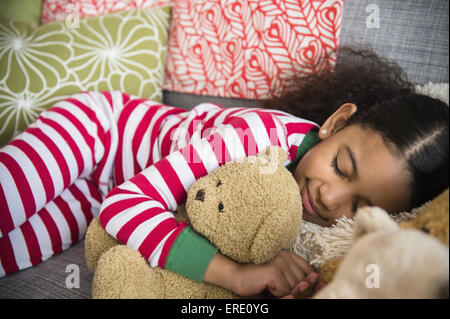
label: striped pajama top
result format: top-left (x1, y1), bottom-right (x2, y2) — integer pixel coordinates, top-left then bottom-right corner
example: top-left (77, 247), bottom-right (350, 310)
top-left (100, 93), bottom-right (320, 281)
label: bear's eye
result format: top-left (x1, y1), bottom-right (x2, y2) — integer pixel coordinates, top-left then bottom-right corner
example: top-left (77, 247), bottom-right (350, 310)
top-left (421, 228), bottom-right (430, 234)
top-left (218, 202), bottom-right (224, 212)
top-left (216, 180), bottom-right (222, 187)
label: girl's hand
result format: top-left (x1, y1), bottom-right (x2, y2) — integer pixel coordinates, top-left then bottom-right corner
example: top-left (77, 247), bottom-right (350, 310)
top-left (233, 250), bottom-right (316, 297)
top-left (281, 273), bottom-right (326, 299)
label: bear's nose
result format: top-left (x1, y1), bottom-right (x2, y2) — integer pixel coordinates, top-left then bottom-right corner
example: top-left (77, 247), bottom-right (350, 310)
top-left (195, 189), bottom-right (206, 202)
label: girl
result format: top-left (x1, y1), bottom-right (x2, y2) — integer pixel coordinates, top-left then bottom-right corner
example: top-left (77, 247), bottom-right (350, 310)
top-left (0, 47), bottom-right (448, 298)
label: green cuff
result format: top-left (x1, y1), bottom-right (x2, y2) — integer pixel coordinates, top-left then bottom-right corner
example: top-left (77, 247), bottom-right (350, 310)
top-left (164, 226), bottom-right (218, 283)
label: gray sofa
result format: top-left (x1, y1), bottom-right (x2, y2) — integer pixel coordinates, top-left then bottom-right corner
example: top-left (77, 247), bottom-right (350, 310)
top-left (0, 0), bottom-right (448, 299)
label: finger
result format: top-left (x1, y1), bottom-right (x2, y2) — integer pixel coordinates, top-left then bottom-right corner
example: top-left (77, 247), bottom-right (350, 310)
top-left (291, 281), bottom-right (312, 299)
top-left (281, 250), bottom-right (315, 276)
top-left (302, 273), bottom-right (322, 297)
top-left (280, 294), bottom-right (295, 299)
top-left (285, 268), bottom-right (304, 290)
top-left (300, 285), bottom-right (314, 299)
top-left (305, 272), bottom-right (319, 285)
top-left (279, 252), bottom-right (308, 285)
top-left (268, 284), bottom-right (290, 297)
top-left (290, 253), bottom-right (315, 275)
top-left (267, 273), bottom-right (291, 297)
top-left (280, 256), bottom-right (307, 289)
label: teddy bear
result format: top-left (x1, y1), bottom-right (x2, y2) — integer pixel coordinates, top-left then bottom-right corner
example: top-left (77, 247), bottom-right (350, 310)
top-left (84, 146), bottom-right (303, 298)
top-left (312, 189), bottom-right (449, 298)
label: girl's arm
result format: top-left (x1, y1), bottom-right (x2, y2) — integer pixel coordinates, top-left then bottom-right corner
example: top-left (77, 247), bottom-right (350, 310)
top-left (204, 250), bottom-right (316, 297)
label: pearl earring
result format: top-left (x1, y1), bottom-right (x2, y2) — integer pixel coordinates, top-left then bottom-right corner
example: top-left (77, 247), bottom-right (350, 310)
top-left (321, 129), bottom-right (328, 135)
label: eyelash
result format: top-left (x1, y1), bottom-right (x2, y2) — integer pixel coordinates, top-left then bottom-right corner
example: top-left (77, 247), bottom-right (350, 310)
top-left (332, 156), bottom-right (347, 179)
top-left (351, 200), bottom-right (358, 213)
top-left (333, 155), bottom-right (358, 213)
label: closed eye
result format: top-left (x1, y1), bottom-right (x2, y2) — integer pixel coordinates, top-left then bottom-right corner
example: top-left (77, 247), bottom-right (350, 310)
top-left (333, 155), bottom-right (358, 214)
top-left (352, 200), bottom-right (358, 213)
top-left (216, 180), bottom-right (222, 187)
top-left (332, 155), bottom-right (347, 179)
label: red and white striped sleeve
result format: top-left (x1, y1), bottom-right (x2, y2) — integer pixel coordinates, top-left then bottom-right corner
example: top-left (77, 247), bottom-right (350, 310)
top-left (98, 109), bottom-right (294, 281)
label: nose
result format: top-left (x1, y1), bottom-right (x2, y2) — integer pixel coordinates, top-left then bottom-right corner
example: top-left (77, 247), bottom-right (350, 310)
top-left (318, 183), bottom-right (350, 212)
top-left (195, 189), bottom-right (206, 202)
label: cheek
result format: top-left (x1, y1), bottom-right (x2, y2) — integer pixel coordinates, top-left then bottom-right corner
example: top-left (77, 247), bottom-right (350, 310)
top-left (296, 146), bottom-right (328, 182)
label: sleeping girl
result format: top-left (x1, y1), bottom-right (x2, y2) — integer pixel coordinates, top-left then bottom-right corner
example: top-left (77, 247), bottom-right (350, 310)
top-left (0, 47), bottom-right (448, 298)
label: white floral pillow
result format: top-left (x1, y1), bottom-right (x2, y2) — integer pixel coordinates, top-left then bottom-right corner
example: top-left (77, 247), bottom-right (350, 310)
top-left (0, 6), bottom-right (171, 146)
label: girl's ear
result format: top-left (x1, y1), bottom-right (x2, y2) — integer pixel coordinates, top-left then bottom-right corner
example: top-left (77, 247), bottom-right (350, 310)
top-left (319, 103), bottom-right (357, 139)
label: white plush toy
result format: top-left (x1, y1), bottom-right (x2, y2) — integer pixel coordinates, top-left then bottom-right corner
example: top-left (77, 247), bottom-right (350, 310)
top-left (312, 207), bottom-right (449, 299)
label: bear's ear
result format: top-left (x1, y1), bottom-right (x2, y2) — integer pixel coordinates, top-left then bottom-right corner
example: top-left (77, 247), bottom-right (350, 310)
top-left (353, 207), bottom-right (399, 241)
top-left (259, 146), bottom-right (288, 165)
top-left (248, 146), bottom-right (287, 175)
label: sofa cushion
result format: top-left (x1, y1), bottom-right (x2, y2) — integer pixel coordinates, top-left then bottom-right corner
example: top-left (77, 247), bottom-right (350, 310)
top-left (338, 0), bottom-right (449, 85)
top-left (162, 90), bottom-right (263, 110)
top-left (163, 0), bottom-right (343, 100)
top-left (0, 241), bottom-right (92, 299)
top-left (0, 6), bottom-right (171, 147)
top-left (41, 0), bottom-right (173, 24)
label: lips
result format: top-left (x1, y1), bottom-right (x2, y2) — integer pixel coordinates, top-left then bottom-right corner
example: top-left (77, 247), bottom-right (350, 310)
top-left (301, 182), bottom-right (326, 221)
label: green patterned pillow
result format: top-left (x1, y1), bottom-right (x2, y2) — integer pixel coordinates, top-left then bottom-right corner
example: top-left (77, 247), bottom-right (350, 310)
top-left (0, 6), bottom-right (171, 147)
top-left (0, 0), bottom-right (43, 25)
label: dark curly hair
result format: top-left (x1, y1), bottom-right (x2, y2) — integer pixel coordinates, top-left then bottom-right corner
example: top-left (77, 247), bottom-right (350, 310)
top-left (264, 46), bottom-right (449, 210)
top-left (263, 46), bottom-right (414, 124)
